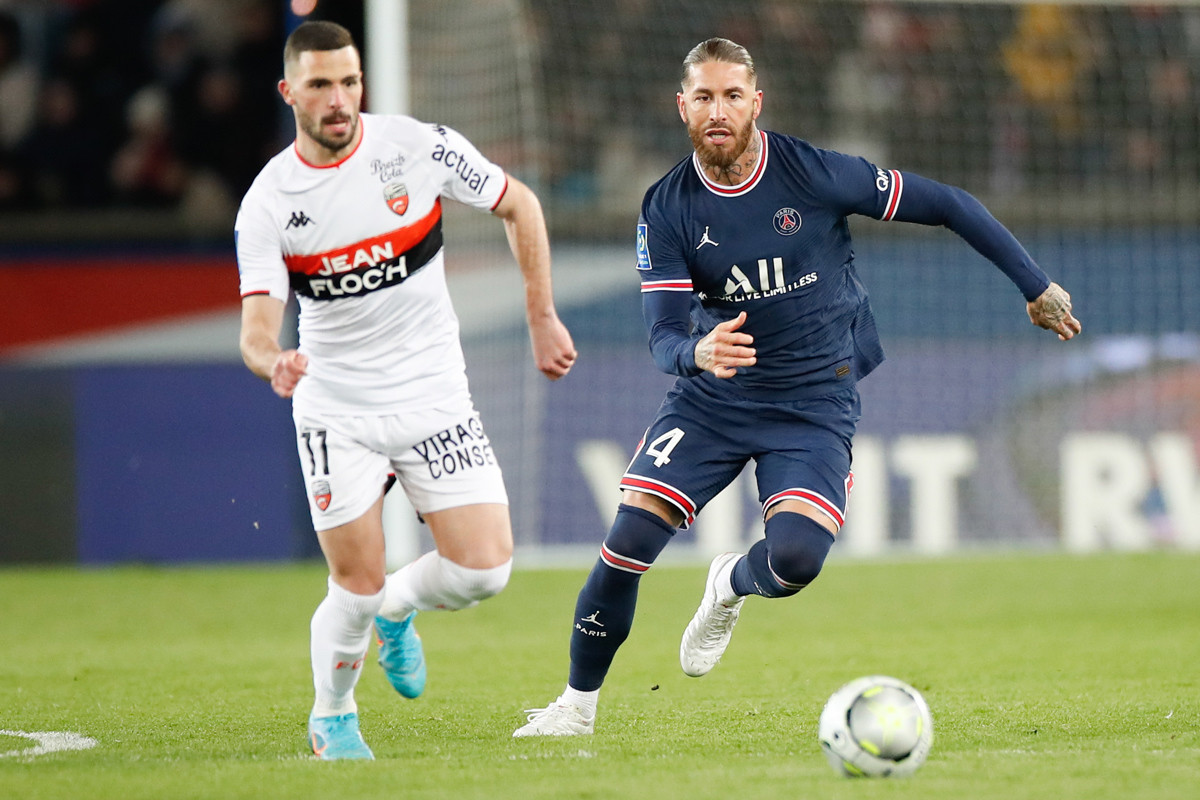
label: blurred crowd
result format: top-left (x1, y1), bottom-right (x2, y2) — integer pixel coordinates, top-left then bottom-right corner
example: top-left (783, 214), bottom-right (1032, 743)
top-left (0, 0), bottom-right (1196, 232)
top-left (532, 0), bottom-right (1200, 208)
top-left (0, 0), bottom-right (283, 221)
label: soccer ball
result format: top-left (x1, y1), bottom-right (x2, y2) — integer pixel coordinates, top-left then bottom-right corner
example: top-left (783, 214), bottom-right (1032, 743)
top-left (817, 675), bottom-right (934, 778)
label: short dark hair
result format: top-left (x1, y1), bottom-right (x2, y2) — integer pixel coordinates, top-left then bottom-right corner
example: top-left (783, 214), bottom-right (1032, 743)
top-left (681, 38), bottom-right (756, 88)
top-left (283, 20), bottom-right (356, 67)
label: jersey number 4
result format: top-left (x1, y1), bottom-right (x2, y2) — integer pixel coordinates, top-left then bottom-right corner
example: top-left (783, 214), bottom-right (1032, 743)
top-left (644, 427), bottom-right (685, 468)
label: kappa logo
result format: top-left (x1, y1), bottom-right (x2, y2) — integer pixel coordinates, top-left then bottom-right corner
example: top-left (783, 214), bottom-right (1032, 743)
top-left (772, 207), bottom-right (801, 236)
top-left (312, 480), bottom-right (332, 512)
top-left (384, 181), bottom-right (409, 215)
top-left (695, 225), bottom-right (719, 250)
top-left (286, 210), bottom-right (314, 229)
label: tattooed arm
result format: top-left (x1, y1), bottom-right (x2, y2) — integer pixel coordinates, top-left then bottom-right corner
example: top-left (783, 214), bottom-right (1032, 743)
top-left (1027, 282), bottom-right (1082, 341)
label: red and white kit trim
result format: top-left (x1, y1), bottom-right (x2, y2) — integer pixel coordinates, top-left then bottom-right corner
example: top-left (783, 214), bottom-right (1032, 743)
top-left (692, 131), bottom-right (770, 198)
top-left (763, 471), bottom-right (854, 532)
top-left (600, 543), bottom-right (653, 575)
top-left (618, 474), bottom-right (698, 528)
top-left (881, 169), bottom-right (904, 221)
top-left (640, 278), bottom-right (693, 293)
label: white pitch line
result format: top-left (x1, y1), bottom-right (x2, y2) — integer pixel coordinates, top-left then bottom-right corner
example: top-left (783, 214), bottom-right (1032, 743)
top-left (0, 730), bottom-right (98, 758)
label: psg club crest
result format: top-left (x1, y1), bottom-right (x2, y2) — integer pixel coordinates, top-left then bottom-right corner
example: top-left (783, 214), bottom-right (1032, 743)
top-left (312, 480), bottom-right (332, 512)
top-left (384, 181), bottom-right (409, 215)
top-left (773, 207), bottom-right (801, 236)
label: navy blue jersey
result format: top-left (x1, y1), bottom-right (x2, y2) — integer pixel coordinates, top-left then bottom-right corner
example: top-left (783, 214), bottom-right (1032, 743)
top-left (636, 130), bottom-right (1049, 402)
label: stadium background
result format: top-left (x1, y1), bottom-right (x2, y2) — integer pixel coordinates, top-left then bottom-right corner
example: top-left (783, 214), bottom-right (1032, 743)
top-left (0, 0), bottom-right (1196, 566)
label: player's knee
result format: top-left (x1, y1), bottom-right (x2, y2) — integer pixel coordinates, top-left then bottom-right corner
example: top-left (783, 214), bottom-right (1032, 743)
top-left (598, 504), bottom-right (676, 578)
top-left (322, 576), bottom-right (386, 622)
top-left (441, 557), bottom-right (512, 608)
top-left (765, 512), bottom-right (835, 590)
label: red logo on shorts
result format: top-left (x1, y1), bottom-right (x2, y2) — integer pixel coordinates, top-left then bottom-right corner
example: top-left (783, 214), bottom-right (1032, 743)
top-left (384, 182), bottom-right (409, 215)
top-left (312, 480), bottom-right (332, 512)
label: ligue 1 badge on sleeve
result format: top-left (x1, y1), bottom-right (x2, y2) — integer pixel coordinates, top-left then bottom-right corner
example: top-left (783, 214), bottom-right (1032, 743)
top-left (384, 182), bottom-right (409, 215)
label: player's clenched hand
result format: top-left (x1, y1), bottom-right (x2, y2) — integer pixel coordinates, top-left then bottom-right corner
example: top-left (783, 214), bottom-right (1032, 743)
top-left (529, 314), bottom-right (577, 381)
top-left (270, 350), bottom-right (308, 398)
top-left (1027, 282), bottom-right (1081, 341)
top-left (695, 311), bottom-right (756, 379)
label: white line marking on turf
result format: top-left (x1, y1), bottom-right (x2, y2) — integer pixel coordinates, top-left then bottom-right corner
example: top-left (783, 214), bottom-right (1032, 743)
top-left (0, 730), bottom-right (98, 758)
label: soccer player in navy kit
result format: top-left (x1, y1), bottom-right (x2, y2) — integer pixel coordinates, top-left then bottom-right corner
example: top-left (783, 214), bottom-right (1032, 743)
top-left (514, 38), bottom-right (1080, 737)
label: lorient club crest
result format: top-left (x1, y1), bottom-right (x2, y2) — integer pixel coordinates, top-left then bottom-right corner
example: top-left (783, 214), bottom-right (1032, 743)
top-left (312, 480), bottom-right (332, 512)
top-left (384, 181), bottom-right (409, 215)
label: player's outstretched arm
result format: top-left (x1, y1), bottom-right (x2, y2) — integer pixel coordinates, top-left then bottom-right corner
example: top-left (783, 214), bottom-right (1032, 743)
top-left (1026, 282), bottom-right (1081, 341)
top-left (694, 311), bottom-right (757, 378)
top-left (493, 175), bottom-right (577, 381)
top-left (240, 294), bottom-right (308, 398)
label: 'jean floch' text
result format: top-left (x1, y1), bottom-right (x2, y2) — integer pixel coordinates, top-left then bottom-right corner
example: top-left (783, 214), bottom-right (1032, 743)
top-left (307, 258), bottom-right (410, 297)
top-left (309, 241), bottom-right (407, 298)
top-left (293, 221), bottom-right (442, 300)
top-left (316, 242), bottom-right (396, 275)
top-left (413, 417), bottom-right (496, 479)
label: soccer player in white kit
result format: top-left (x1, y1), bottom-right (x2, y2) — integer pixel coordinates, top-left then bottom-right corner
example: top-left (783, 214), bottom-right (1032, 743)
top-left (236, 21), bottom-right (576, 760)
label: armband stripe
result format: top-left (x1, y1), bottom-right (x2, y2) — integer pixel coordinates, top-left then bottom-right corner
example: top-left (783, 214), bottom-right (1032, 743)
top-left (882, 169), bottom-right (903, 221)
top-left (640, 280), bottom-right (693, 292)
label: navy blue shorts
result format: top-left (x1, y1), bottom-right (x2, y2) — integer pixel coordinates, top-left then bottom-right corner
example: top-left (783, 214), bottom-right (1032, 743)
top-left (619, 383), bottom-right (860, 530)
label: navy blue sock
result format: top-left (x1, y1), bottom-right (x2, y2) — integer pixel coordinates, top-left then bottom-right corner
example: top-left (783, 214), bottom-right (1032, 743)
top-left (568, 504), bottom-right (675, 691)
top-left (730, 512), bottom-right (835, 598)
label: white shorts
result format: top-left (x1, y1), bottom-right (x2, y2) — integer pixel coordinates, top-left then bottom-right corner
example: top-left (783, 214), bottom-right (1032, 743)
top-left (293, 397), bottom-right (508, 531)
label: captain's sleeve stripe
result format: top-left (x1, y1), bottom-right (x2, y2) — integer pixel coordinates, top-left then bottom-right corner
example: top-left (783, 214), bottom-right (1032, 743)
top-left (640, 279), bottom-right (693, 292)
top-left (882, 169), bottom-right (903, 221)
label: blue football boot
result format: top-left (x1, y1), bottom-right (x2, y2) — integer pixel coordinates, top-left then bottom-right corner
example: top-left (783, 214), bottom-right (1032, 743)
top-left (308, 712), bottom-right (374, 760)
top-left (374, 612), bottom-right (426, 699)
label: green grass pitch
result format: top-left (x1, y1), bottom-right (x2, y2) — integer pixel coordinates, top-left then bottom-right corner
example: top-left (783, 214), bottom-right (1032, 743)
top-left (1, 551), bottom-right (1197, 799)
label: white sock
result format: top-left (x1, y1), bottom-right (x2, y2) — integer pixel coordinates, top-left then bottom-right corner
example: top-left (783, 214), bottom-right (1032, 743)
top-left (380, 552), bottom-right (511, 619)
top-left (562, 685), bottom-right (598, 719)
top-left (310, 578), bottom-right (384, 718)
top-left (717, 556), bottom-right (742, 606)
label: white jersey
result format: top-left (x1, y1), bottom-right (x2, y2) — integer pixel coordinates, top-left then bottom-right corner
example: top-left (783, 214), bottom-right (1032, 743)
top-left (235, 113), bottom-right (508, 416)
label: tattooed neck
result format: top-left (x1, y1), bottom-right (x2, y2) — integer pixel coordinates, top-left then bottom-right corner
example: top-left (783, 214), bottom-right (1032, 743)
top-left (705, 134), bottom-right (761, 185)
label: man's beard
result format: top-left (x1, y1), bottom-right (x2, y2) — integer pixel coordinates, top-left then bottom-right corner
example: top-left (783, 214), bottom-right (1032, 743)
top-left (688, 117), bottom-right (755, 170)
top-left (299, 110), bottom-right (359, 154)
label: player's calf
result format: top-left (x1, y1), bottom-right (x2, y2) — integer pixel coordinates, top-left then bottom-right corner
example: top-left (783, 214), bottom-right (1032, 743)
top-left (568, 504), bottom-right (675, 690)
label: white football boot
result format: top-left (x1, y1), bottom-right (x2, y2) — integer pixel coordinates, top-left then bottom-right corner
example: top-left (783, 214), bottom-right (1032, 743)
top-left (679, 552), bottom-right (744, 677)
top-left (513, 697), bottom-right (595, 737)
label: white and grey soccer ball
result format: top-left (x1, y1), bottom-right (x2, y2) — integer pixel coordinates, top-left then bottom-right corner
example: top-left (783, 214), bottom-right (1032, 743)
top-left (818, 675), bottom-right (934, 778)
